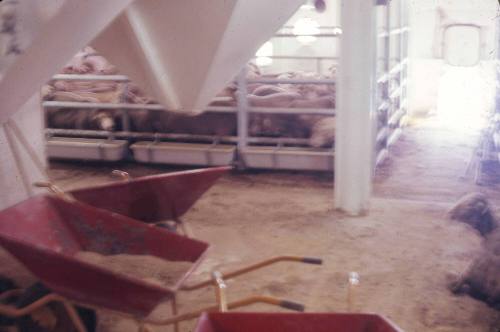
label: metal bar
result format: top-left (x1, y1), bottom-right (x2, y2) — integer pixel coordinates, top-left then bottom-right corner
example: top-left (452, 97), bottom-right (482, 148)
top-left (281, 25), bottom-right (341, 30)
top-left (248, 107), bottom-right (334, 115)
top-left (400, 98), bottom-right (408, 110)
top-left (51, 74), bottom-right (130, 81)
top-left (0, 289), bottom-right (23, 301)
top-left (388, 108), bottom-right (405, 127)
top-left (388, 27), bottom-right (409, 35)
top-left (387, 128), bottom-right (402, 146)
top-left (255, 55), bottom-right (339, 61)
top-left (43, 100), bottom-right (165, 110)
top-left (246, 78), bottom-right (335, 85)
top-left (377, 1), bottom-right (391, 163)
top-left (273, 33), bottom-right (341, 38)
top-left (45, 128), bottom-right (315, 145)
top-left (181, 256), bottom-right (322, 291)
top-left (44, 101), bottom-right (335, 116)
top-left (0, 293), bottom-right (64, 318)
top-left (60, 300), bottom-right (88, 332)
top-left (236, 68), bottom-right (249, 154)
top-left (171, 295), bottom-right (179, 332)
top-left (197, 106), bottom-right (236, 113)
top-left (378, 101), bottom-right (390, 112)
top-left (141, 296), bottom-right (305, 326)
top-left (375, 148), bottom-right (388, 167)
top-left (44, 99), bottom-right (233, 111)
top-left (120, 83), bottom-right (131, 131)
top-left (389, 63), bottom-right (402, 76)
top-left (34, 181), bottom-right (76, 202)
top-left (377, 73), bottom-right (389, 83)
top-left (389, 86), bottom-right (401, 99)
top-left (376, 127), bottom-right (389, 144)
top-left (212, 271), bottom-right (228, 312)
top-left (208, 106), bottom-right (336, 115)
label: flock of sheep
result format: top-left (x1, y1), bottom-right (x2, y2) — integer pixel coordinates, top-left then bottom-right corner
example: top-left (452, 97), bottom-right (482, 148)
top-left (43, 48), bottom-right (336, 148)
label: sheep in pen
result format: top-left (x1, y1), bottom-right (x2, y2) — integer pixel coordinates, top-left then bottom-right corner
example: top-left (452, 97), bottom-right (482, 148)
top-left (44, 49), bottom-right (336, 148)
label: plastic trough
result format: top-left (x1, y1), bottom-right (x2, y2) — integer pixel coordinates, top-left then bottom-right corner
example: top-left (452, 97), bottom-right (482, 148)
top-left (70, 166), bottom-right (231, 223)
top-left (131, 141), bottom-right (235, 166)
top-left (46, 137), bottom-right (128, 161)
top-left (0, 195), bottom-right (209, 317)
top-left (195, 312), bottom-right (404, 332)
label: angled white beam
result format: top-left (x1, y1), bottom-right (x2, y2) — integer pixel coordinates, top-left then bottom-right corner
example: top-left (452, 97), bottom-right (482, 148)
top-left (335, 0), bottom-right (376, 215)
top-left (92, 0), bottom-right (303, 113)
top-left (0, 0), bottom-right (134, 124)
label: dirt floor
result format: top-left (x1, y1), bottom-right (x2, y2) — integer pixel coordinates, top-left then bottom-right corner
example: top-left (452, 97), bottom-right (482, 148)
top-left (7, 116), bottom-right (500, 331)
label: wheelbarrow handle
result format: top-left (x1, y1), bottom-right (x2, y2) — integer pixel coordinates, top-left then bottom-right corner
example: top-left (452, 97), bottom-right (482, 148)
top-left (212, 271), bottom-right (227, 312)
top-left (0, 293), bottom-right (87, 332)
top-left (181, 255), bottom-right (323, 291)
top-left (279, 300), bottom-right (306, 312)
top-left (33, 182), bottom-right (75, 202)
top-left (141, 295), bottom-right (305, 326)
top-left (110, 170), bottom-right (131, 181)
top-left (302, 257), bottom-right (323, 265)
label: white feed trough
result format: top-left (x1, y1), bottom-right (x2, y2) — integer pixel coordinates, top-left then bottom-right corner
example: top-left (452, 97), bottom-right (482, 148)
top-left (131, 141), bottom-right (235, 166)
top-left (46, 137), bottom-right (128, 161)
top-left (242, 146), bottom-right (334, 171)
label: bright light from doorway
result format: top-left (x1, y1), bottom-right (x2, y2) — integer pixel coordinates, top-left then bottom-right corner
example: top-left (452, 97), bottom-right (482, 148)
top-left (436, 63), bottom-right (495, 132)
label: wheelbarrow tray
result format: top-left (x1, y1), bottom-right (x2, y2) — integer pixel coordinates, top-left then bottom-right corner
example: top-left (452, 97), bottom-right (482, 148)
top-left (70, 166), bottom-right (231, 223)
top-left (195, 312), bottom-right (404, 332)
top-left (0, 195), bottom-right (209, 317)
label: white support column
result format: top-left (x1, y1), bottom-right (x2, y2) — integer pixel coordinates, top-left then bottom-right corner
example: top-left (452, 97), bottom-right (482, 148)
top-left (335, 0), bottom-right (376, 215)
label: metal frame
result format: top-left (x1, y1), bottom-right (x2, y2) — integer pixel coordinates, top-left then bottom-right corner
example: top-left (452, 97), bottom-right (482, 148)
top-left (42, 4), bottom-right (407, 173)
top-left (474, 21), bottom-right (500, 184)
top-left (43, 35), bottom-right (337, 171)
top-left (374, 0), bottom-right (409, 168)
top-left (0, 255), bottom-right (320, 332)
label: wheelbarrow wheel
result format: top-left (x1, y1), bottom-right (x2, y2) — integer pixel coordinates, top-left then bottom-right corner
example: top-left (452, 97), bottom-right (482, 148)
top-left (15, 283), bottom-right (96, 332)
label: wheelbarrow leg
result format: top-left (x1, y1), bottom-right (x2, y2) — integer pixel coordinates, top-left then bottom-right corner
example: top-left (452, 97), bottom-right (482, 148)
top-left (171, 294), bottom-right (179, 332)
top-left (61, 300), bottom-right (88, 332)
top-left (176, 218), bottom-right (193, 238)
top-left (212, 271), bottom-right (228, 312)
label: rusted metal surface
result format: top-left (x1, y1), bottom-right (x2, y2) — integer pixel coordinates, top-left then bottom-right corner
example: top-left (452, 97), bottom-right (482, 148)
top-left (0, 195), bottom-right (209, 317)
top-left (70, 166), bottom-right (231, 223)
top-left (194, 312), bottom-right (404, 332)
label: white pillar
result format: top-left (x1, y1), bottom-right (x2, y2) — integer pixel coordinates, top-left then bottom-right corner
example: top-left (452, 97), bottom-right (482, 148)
top-left (334, 0), bottom-right (376, 215)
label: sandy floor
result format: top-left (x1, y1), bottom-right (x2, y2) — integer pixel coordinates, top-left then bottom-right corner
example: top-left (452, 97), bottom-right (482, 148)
top-left (8, 117), bottom-right (500, 331)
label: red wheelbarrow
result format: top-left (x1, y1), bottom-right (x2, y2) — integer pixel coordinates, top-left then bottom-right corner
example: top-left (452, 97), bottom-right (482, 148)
top-left (0, 194), bottom-right (322, 331)
top-left (195, 312), bottom-right (404, 332)
top-left (37, 166), bottom-right (232, 235)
